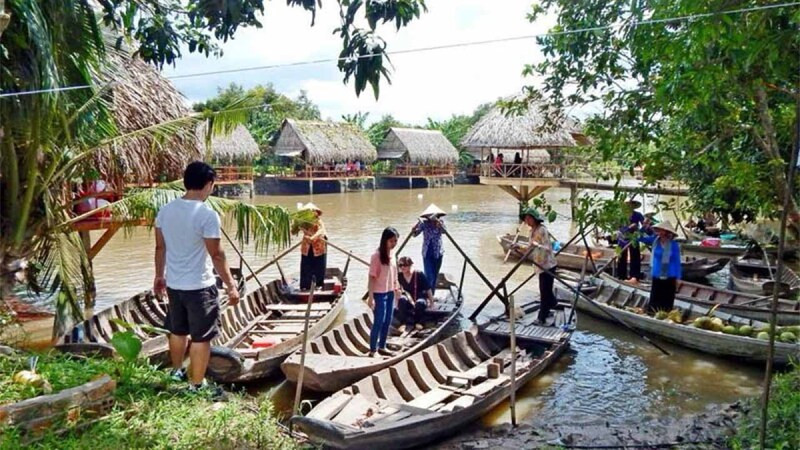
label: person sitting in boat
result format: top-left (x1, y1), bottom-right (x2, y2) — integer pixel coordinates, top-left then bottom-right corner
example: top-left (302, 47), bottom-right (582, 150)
top-left (639, 221), bottom-right (682, 314)
top-left (368, 227), bottom-right (401, 357)
top-left (412, 204), bottom-right (447, 293)
top-left (516, 208), bottom-right (558, 325)
top-left (395, 256), bottom-right (435, 333)
top-left (617, 199), bottom-right (645, 281)
top-left (296, 203), bottom-right (327, 290)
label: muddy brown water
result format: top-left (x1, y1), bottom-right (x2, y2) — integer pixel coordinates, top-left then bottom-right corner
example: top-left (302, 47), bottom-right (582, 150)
top-left (22, 185), bottom-right (763, 433)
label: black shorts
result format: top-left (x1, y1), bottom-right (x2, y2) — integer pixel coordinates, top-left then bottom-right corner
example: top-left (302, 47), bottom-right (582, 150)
top-left (165, 285), bottom-right (220, 342)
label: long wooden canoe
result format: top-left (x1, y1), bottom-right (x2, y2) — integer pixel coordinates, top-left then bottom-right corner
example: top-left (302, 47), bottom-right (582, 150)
top-left (281, 274), bottom-right (463, 392)
top-left (561, 274), bottom-right (799, 364)
top-left (729, 258), bottom-right (800, 296)
top-left (204, 267), bottom-right (346, 383)
top-left (56, 270), bottom-right (245, 364)
top-left (498, 234), bottom-right (729, 281)
top-left (292, 301), bottom-right (574, 449)
top-left (594, 276), bottom-right (800, 326)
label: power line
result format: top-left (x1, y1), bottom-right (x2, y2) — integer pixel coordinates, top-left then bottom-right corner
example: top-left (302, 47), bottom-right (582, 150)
top-left (1, 1), bottom-right (798, 99)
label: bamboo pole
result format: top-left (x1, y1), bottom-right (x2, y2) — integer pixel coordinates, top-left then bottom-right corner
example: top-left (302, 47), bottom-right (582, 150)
top-left (442, 227), bottom-right (501, 304)
top-left (327, 240), bottom-right (370, 267)
top-left (470, 243), bottom-right (538, 320)
top-left (759, 95), bottom-right (799, 449)
top-left (221, 229), bottom-right (263, 289)
top-left (503, 227), bottom-right (522, 264)
top-left (506, 283), bottom-right (517, 427)
top-left (291, 278), bottom-right (317, 425)
top-left (245, 241), bottom-right (301, 281)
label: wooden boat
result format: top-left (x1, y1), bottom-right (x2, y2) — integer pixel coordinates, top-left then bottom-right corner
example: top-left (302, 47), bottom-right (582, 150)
top-left (678, 240), bottom-right (749, 258)
top-left (729, 258), bottom-right (800, 296)
top-left (281, 274), bottom-right (463, 392)
top-left (582, 275), bottom-right (800, 325)
top-left (204, 267), bottom-right (347, 383)
top-left (292, 300), bottom-right (574, 449)
top-left (498, 234), bottom-right (729, 281)
top-left (56, 270), bottom-right (246, 363)
top-left (561, 273), bottom-right (799, 364)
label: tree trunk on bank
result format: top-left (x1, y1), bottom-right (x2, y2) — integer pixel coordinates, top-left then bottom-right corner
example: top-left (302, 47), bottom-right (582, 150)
top-left (0, 0), bottom-right (9, 40)
top-left (754, 84), bottom-right (800, 238)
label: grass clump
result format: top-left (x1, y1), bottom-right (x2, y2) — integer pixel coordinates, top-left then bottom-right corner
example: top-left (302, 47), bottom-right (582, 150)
top-left (0, 351), bottom-right (298, 449)
top-left (729, 363), bottom-right (800, 450)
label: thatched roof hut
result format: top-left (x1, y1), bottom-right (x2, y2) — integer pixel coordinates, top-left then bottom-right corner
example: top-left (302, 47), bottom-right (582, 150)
top-left (461, 101), bottom-right (586, 160)
top-left (273, 119), bottom-right (377, 164)
top-left (377, 128), bottom-right (458, 165)
top-left (93, 48), bottom-right (201, 183)
top-left (196, 123), bottom-right (260, 165)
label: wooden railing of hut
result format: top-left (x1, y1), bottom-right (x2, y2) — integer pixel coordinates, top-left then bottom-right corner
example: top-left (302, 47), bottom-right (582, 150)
top-left (285, 165), bottom-right (374, 179)
top-left (213, 166), bottom-right (254, 184)
top-left (387, 164), bottom-right (454, 177)
top-left (480, 162), bottom-right (569, 179)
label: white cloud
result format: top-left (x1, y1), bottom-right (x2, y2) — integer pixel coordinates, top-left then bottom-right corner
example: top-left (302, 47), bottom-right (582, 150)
top-left (164, 1), bottom-right (555, 124)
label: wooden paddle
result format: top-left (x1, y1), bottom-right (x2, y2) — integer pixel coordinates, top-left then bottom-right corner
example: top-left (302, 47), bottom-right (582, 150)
top-left (291, 278), bottom-right (317, 426)
top-left (503, 227), bottom-right (522, 264)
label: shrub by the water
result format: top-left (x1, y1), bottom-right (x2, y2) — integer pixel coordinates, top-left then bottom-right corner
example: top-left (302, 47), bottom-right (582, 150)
top-left (0, 352), bottom-right (297, 449)
top-left (729, 363), bottom-right (800, 449)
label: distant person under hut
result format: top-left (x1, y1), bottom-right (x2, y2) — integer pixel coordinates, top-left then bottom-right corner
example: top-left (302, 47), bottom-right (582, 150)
top-left (412, 204), bottom-right (447, 293)
top-left (517, 208), bottom-right (558, 325)
top-left (395, 256), bottom-right (435, 333)
top-left (296, 202), bottom-right (327, 290)
top-left (617, 199), bottom-right (646, 281)
top-left (640, 221), bottom-right (682, 313)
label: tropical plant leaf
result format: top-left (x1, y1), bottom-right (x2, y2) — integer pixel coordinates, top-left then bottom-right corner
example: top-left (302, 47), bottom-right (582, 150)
top-left (110, 331), bottom-right (142, 362)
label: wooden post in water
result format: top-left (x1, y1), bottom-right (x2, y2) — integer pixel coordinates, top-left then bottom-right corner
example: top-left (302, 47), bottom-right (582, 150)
top-left (506, 283), bottom-right (517, 427)
top-left (292, 278), bottom-right (317, 423)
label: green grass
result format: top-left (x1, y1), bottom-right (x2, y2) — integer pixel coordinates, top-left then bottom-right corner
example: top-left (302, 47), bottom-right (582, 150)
top-left (728, 363), bottom-right (800, 450)
top-left (0, 352), bottom-right (299, 449)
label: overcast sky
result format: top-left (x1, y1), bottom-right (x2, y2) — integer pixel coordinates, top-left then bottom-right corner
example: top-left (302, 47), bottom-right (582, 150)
top-left (163, 1), bottom-right (555, 125)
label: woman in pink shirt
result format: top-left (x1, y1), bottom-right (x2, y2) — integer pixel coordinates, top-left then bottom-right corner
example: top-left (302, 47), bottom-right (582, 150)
top-left (368, 227), bottom-right (400, 357)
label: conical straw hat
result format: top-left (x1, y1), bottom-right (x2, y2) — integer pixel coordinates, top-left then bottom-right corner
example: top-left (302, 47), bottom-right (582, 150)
top-left (420, 204), bottom-right (447, 218)
top-left (652, 221), bottom-right (678, 236)
top-left (302, 202), bottom-right (322, 212)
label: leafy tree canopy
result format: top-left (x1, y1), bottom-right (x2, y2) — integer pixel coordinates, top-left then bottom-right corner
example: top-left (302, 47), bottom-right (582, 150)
top-left (522, 0), bottom-right (800, 234)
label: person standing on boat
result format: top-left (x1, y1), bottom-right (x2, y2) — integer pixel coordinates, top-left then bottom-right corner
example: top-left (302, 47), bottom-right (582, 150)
top-left (617, 199), bottom-right (645, 281)
top-left (518, 208), bottom-right (558, 325)
top-left (154, 161), bottom-right (240, 394)
top-left (640, 221), bottom-right (682, 313)
top-left (412, 204), bottom-right (447, 293)
top-left (368, 227), bottom-right (401, 357)
top-left (395, 256), bottom-right (435, 333)
top-left (297, 203), bottom-right (327, 291)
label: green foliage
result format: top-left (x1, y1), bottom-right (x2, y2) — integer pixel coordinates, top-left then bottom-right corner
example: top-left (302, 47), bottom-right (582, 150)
top-left (109, 331), bottom-right (142, 362)
top-left (729, 363), bottom-right (800, 449)
top-left (342, 111), bottom-right (370, 130)
top-left (366, 114), bottom-right (407, 148)
top-left (425, 102), bottom-right (493, 168)
top-left (0, 352), bottom-right (297, 449)
top-left (525, 0), bottom-right (800, 231)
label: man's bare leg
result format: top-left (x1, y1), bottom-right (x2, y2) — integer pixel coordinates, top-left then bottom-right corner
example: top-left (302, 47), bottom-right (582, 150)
top-left (169, 334), bottom-right (189, 369)
top-left (188, 341), bottom-right (211, 385)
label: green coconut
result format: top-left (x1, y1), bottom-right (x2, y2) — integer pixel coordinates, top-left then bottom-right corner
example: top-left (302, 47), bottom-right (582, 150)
top-left (709, 317), bottom-right (725, 332)
top-left (667, 309), bottom-right (683, 324)
top-left (738, 325), bottom-right (754, 336)
top-left (779, 332), bottom-right (797, 343)
top-left (654, 311), bottom-right (669, 320)
top-left (693, 316), bottom-right (711, 329)
top-left (757, 331), bottom-right (771, 340)
top-left (722, 325), bottom-right (737, 335)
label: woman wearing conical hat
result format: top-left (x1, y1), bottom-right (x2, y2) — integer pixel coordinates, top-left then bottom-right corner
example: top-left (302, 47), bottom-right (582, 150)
top-left (412, 204), bottom-right (447, 292)
top-left (639, 221), bottom-right (682, 313)
top-left (296, 202), bottom-right (327, 290)
top-left (518, 208), bottom-right (558, 325)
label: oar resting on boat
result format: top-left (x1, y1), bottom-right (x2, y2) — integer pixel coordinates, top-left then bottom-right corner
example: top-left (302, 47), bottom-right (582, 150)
top-left (559, 273), bottom-right (800, 364)
top-left (291, 300), bottom-right (575, 450)
top-left (281, 274), bottom-right (463, 393)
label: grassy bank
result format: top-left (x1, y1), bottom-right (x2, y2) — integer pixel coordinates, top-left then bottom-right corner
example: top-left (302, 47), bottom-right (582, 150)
top-left (729, 363), bottom-right (800, 449)
top-left (0, 351), bottom-right (298, 449)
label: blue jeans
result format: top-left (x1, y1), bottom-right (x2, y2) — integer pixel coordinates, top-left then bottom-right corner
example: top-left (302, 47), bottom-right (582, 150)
top-left (370, 292), bottom-right (394, 351)
top-left (423, 253), bottom-right (443, 292)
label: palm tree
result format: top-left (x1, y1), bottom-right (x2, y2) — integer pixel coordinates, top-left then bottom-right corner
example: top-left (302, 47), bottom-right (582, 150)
top-left (0, 1), bottom-right (310, 336)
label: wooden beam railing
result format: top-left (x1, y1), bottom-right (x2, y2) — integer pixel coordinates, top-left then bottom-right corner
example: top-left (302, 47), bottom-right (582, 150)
top-left (213, 166), bottom-right (254, 182)
top-left (285, 166), bottom-right (374, 179)
top-left (388, 165), bottom-right (454, 176)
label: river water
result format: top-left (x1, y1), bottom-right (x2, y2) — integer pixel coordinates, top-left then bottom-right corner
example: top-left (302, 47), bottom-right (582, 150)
top-left (57, 186), bottom-right (764, 432)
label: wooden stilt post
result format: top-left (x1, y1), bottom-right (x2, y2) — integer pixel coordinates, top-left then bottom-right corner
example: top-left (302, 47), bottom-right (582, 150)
top-left (570, 185), bottom-right (578, 219)
top-left (506, 282), bottom-right (517, 427)
top-left (291, 278), bottom-right (317, 427)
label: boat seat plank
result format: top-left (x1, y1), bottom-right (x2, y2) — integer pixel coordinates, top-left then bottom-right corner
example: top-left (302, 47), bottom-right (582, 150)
top-left (407, 388), bottom-right (454, 409)
top-left (306, 394), bottom-right (353, 421)
top-left (331, 394), bottom-right (378, 426)
top-left (462, 375), bottom-right (510, 398)
top-left (482, 321), bottom-right (571, 344)
top-left (439, 395), bottom-right (475, 412)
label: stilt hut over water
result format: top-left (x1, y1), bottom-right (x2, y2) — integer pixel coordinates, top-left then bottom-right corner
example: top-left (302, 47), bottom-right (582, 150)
top-left (376, 128), bottom-right (458, 189)
top-left (270, 119), bottom-right (377, 194)
top-left (460, 101), bottom-right (588, 205)
top-left (197, 123), bottom-right (258, 192)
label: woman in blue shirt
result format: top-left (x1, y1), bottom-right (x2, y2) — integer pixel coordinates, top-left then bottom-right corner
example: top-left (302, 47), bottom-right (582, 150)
top-left (639, 221), bottom-right (682, 313)
top-left (412, 204), bottom-right (446, 293)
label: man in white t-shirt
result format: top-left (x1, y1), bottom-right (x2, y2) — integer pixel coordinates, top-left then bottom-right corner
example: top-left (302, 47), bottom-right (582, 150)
top-left (154, 161), bottom-right (240, 392)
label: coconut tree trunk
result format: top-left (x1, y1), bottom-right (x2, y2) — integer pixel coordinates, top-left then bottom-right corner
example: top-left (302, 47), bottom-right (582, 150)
top-left (0, 0), bottom-right (9, 39)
